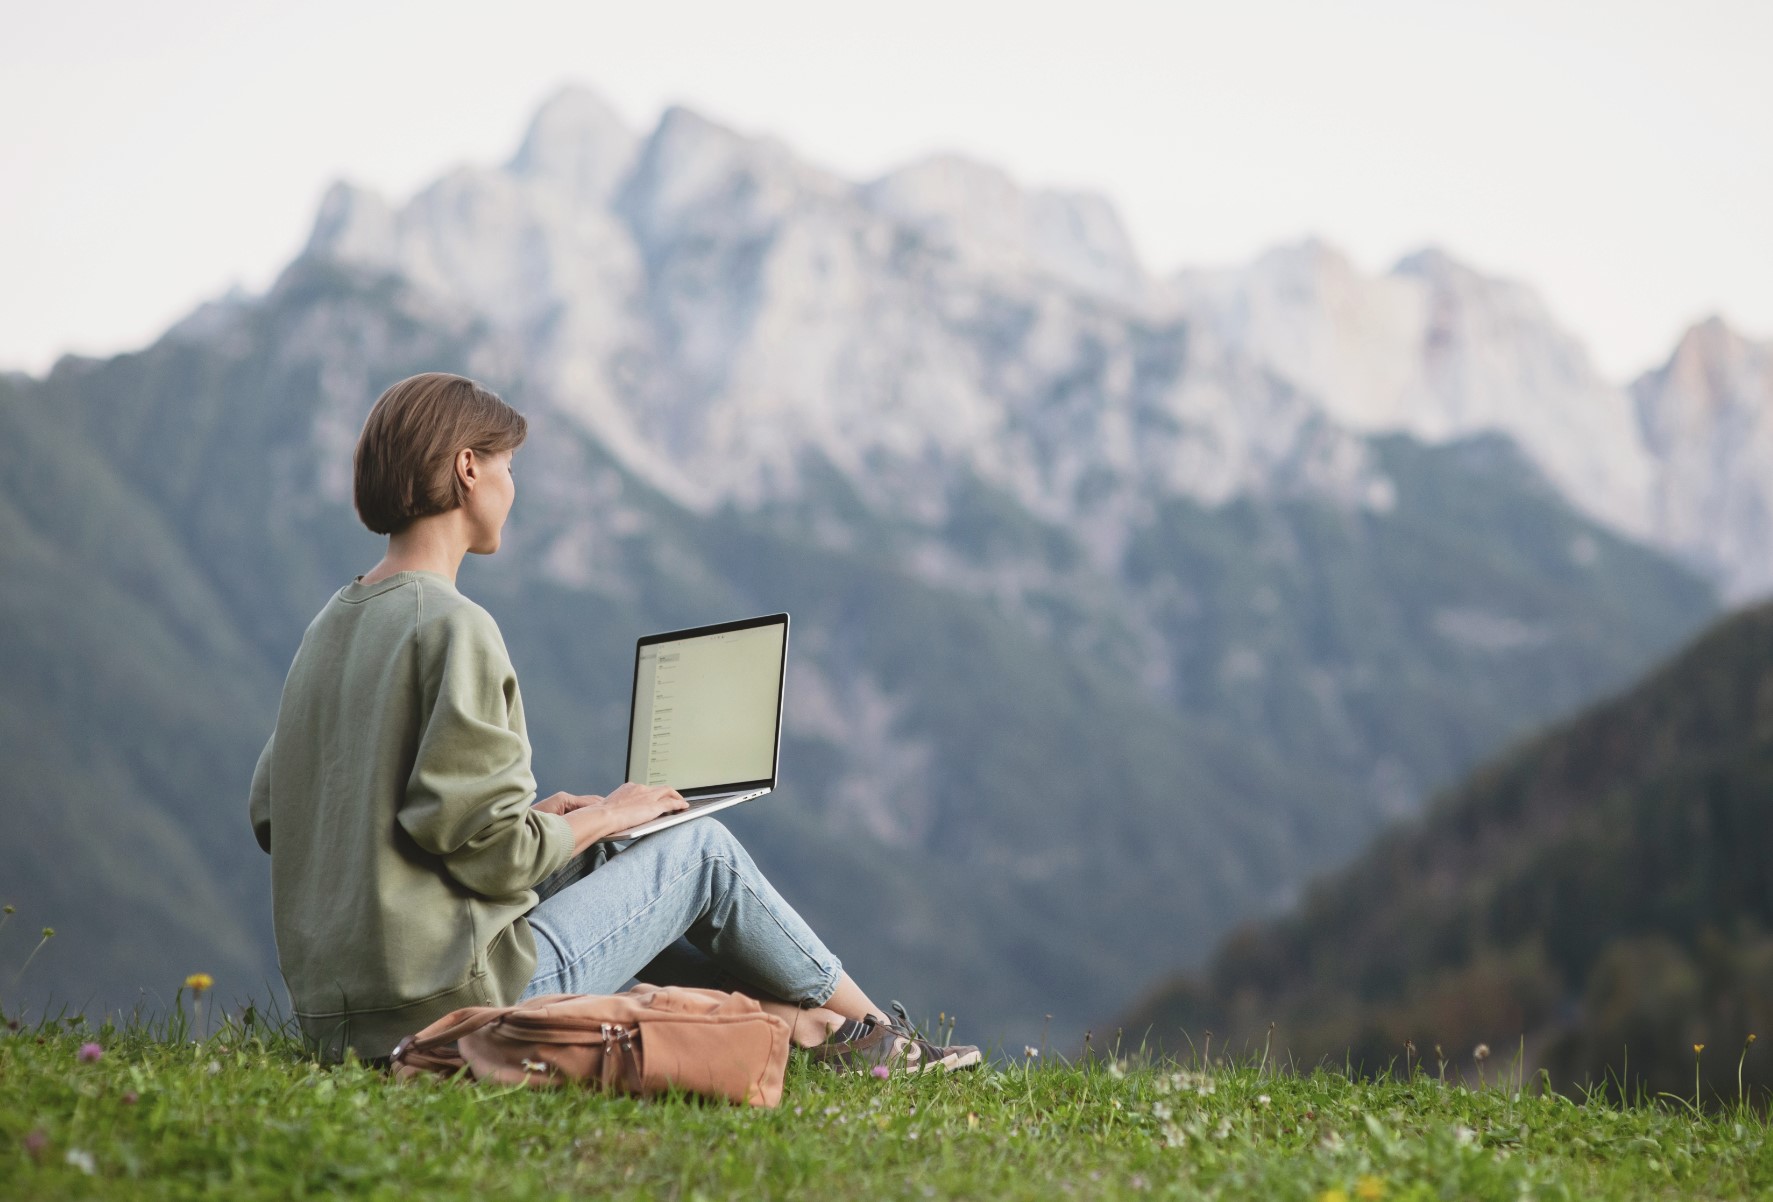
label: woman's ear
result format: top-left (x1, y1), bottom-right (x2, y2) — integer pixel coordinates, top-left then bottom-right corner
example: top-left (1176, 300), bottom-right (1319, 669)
top-left (455, 447), bottom-right (479, 493)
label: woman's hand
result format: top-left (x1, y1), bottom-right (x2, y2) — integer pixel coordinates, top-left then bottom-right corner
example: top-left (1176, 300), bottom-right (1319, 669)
top-left (533, 791), bottom-right (595, 816)
top-left (548, 784), bottom-right (689, 853)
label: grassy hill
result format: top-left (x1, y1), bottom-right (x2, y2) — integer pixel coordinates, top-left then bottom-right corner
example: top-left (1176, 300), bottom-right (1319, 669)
top-left (3, 1010), bottom-right (1771, 1200)
top-left (1121, 601), bottom-right (1773, 1100)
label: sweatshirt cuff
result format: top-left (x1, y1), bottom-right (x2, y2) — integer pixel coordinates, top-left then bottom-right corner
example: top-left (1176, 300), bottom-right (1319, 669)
top-left (535, 811), bottom-right (575, 883)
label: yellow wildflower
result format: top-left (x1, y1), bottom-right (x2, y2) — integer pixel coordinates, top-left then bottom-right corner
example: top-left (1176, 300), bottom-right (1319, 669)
top-left (1356, 1176), bottom-right (1387, 1200)
top-left (1318, 1191), bottom-right (1350, 1202)
top-left (1694, 1043), bottom-right (1705, 1055)
top-left (185, 972), bottom-right (214, 994)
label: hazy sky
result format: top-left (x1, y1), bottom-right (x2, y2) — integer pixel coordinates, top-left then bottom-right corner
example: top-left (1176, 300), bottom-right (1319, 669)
top-left (3, 0), bottom-right (1768, 381)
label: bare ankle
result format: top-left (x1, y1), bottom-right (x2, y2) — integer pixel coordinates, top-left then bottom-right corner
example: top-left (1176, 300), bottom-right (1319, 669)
top-left (791, 1007), bottom-right (845, 1048)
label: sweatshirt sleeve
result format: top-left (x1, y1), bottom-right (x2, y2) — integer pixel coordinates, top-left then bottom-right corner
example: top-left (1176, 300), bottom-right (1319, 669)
top-left (397, 603), bottom-right (574, 897)
top-left (248, 732), bottom-right (274, 853)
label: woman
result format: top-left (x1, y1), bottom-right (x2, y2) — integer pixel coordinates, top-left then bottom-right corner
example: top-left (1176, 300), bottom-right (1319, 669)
top-left (248, 372), bottom-right (978, 1072)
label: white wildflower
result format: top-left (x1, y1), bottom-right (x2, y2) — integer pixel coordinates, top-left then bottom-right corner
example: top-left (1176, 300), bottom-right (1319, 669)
top-left (65, 1149), bottom-right (96, 1175)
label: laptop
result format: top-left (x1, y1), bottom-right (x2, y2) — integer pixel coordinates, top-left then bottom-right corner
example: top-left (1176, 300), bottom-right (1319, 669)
top-left (606, 612), bottom-right (790, 840)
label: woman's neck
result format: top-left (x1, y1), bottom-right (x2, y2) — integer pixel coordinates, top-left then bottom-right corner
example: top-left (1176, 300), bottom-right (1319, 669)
top-left (359, 513), bottom-right (471, 586)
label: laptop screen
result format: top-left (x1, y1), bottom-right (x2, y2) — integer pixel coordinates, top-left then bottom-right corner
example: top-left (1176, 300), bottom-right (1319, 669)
top-left (625, 613), bottom-right (788, 796)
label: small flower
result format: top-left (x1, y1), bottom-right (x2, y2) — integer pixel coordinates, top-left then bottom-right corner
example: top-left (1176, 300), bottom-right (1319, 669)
top-left (871, 1064), bottom-right (890, 1079)
top-left (64, 1148), bottom-right (96, 1176)
top-left (2, 904), bottom-right (14, 914)
top-left (1473, 1043), bottom-right (1491, 1062)
top-left (23, 1129), bottom-right (48, 1160)
top-left (1024, 1045), bottom-right (1040, 1058)
top-left (1257, 1094), bottom-right (1272, 1106)
top-left (1694, 1043), bottom-right (1706, 1055)
top-left (76, 1042), bottom-right (103, 1063)
top-left (40, 927), bottom-right (54, 938)
top-left (1356, 1176), bottom-right (1387, 1200)
top-left (1750, 1034), bottom-right (1758, 1045)
top-left (1318, 1190), bottom-right (1349, 1202)
top-left (184, 972), bottom-right (214, 994)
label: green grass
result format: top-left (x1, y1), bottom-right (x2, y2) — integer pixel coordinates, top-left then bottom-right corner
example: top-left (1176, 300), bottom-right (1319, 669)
top-left (5, 1013), bottom-right (1772, 1201)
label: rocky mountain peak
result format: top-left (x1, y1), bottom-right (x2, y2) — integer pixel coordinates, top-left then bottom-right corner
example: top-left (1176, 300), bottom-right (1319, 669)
top-left (863, 153), bottom-right (1145, 298)
top-left (617, 104), bottom-right (843, 246)
top-left (1173, 236), bottom-right (1656, 536)
top-left (506, 84), bottom-right (638, 204)
top-left (1635, 316), bottom-right (1769, 446)
top-left (1388, 243), bottom-right (1469, 282)
top-left (1632, 316), bottom-right (1773, 595)
top-left (303, 181), bottom-right (397, 266)
top-left (1660, 315), bottom-right (1759, 410)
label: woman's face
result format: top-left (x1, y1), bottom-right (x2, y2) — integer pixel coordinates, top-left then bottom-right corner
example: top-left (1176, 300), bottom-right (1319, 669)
top-left (465, 447), bottom-right (516, 555)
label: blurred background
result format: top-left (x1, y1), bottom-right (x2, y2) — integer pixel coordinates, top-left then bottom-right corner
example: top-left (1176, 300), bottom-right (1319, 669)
top-left (4, 0), bottom-right (1772, 1099)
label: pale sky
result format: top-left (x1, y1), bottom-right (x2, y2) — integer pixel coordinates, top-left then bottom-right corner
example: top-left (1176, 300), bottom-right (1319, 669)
top-left (3, 0), bottom-right (1768, 381)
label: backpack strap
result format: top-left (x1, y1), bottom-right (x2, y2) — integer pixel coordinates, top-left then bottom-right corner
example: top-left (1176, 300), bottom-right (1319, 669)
top-left (390, 1002), bottom-right (519, 1079)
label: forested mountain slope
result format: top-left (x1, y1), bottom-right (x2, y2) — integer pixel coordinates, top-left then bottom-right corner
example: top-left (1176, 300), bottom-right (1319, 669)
top-left (1122, 601), bottom-right (1773, 1097)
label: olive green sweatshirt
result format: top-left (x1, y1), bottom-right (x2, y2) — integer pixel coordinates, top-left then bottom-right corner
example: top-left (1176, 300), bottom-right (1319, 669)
top-left (248, 570), bottom-right (573, 1061)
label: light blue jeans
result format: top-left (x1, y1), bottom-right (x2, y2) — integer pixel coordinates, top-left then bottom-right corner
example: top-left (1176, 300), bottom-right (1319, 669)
top-left (518, 817), bottom-right (842, 1008)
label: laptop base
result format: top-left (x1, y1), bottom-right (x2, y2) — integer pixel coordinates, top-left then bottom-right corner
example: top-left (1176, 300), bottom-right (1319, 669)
top-left (603, 788), bottom-right (771, 842)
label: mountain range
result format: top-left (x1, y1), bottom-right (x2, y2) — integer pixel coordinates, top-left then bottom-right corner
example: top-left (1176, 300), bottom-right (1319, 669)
top-left (305, 88), bottom-right (1773, 598)
top-left (2, 85), bottom-right (1766, 1049)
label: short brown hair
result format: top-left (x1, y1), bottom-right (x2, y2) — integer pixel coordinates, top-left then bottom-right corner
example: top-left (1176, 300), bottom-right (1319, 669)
top-left (353, 373), bottom-right (528, 535)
